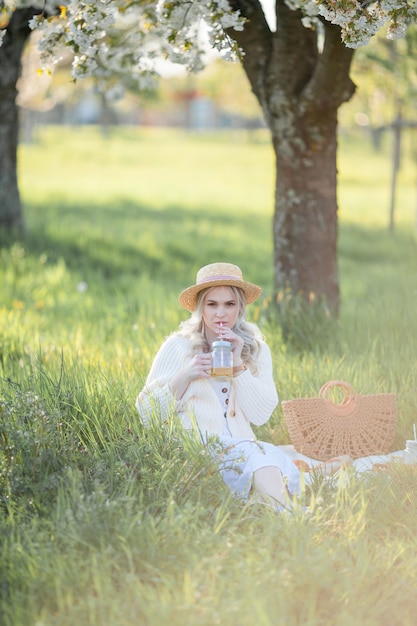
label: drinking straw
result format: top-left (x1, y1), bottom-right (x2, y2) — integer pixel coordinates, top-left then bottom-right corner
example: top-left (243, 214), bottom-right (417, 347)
top-left (413, 424), bottom-right (417, 440)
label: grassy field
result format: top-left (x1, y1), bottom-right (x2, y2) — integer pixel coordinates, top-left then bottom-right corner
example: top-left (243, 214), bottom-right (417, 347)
top-left (1, 125), bottom-right (417, 626)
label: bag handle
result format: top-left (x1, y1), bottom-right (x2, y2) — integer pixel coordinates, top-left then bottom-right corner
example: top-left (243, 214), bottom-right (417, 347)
top-left (319, 380), bottom-right (358, 416)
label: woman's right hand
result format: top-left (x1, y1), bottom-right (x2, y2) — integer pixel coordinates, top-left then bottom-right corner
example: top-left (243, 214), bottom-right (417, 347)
top-left (170, 353), bottom-right (211, 400)
top-left (185, 353), bottom-right (212, 381)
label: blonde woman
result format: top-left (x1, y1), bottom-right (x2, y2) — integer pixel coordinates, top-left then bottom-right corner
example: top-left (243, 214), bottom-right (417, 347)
top-left (136, 262), bottom-right (302, 511)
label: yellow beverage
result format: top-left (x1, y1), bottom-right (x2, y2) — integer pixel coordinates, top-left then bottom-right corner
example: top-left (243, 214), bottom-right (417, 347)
top-left (211, 366), bottom-right (233, 380)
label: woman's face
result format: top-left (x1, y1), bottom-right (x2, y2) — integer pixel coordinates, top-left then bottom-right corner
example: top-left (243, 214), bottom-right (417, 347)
top-left (202, 286), bottom-right (239, 339)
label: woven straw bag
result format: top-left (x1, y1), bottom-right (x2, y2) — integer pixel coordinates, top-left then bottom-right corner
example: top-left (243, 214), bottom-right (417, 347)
top-left (281, 380), bottom-right (397, 461)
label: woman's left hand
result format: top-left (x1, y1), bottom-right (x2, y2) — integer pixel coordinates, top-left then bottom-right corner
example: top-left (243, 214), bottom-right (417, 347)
top-left (217, 326), bottom-right (244, 361)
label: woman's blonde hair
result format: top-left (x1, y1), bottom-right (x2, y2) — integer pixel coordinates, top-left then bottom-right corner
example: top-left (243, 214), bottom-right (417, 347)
top-left (176, 286), bottom-right (263, 374)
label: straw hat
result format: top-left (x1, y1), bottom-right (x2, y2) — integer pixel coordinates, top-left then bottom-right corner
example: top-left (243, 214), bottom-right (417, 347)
top-left (178, 262), bottom-right (262, 312)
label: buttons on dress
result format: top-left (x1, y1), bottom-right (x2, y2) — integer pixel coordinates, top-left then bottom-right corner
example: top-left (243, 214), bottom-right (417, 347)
top-left (209, 379), bottom-right (231, 433)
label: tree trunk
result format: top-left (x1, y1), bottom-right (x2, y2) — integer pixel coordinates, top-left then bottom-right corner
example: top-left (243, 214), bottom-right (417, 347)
top-left (0, 8), bottom-right (38, 234)
top-left (228, 0), bottom-right (356, 314)
top-left (271, 101), bottom-right (340, 312)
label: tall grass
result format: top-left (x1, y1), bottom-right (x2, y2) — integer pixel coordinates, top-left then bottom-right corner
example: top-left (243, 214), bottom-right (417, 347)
top-left (1, 125), bottom-right (417, 626)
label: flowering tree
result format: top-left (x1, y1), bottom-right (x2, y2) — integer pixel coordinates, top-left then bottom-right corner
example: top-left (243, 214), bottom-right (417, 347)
top-left (1, 0), bottom-right (415, 311)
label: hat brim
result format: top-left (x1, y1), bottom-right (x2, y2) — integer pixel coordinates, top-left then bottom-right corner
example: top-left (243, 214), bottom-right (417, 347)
top-left (178, 279), bottom-right (262, 312)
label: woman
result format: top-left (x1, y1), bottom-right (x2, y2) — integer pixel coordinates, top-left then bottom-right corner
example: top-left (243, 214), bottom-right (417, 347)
top-left (136, 262), bottom-right (306, 511)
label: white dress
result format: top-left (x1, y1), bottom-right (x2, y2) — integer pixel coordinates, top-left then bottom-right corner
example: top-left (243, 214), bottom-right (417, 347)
top-left (207, 379), bottom-right (301, 500)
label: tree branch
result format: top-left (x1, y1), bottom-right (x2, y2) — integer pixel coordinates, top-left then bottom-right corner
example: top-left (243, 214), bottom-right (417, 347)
top-left (269, 0), bottom-right (318, 97)
top-left (303, 20), bottom-right (356, 111)
top-left (225, 0), bottom-right (273, 104)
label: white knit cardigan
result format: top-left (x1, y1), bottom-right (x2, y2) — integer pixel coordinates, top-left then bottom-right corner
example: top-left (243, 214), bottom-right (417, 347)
top-left (136, 334), bottom-right (278, 440)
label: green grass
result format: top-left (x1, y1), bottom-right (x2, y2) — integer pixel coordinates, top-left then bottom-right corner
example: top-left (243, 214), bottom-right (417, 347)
top-left (1, 125), bottom-right (417, 626)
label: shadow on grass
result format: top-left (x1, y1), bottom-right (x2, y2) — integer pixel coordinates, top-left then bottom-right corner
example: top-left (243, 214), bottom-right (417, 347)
top-left (338, 222), bottom-right (417, 265)
top-left (3, 198), bottom-right (273, 287)
top-left (2, 199), bottom-right (415, 293)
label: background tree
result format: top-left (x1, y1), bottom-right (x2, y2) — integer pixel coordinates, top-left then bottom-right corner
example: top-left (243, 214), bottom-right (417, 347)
top-left (0, 6), bottom-right (44, 232)
top-left (0, 0), bottom-right (157, 233)
top-left (351, 25), bottom-right (417, 128)
top-left (1, 0), bottom-right (416, 312)
top-left (350, 25), bottom-right (417, 229)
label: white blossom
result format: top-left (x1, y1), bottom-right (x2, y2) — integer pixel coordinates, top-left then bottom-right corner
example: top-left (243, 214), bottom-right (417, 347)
top-left (1, 0), bottom-right (414, 65)
top-left (386, 19), bottom-right (408, 39)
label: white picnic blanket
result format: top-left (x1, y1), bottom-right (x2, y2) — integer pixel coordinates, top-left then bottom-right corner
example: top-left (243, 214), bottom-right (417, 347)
top-left (276, 444), bottom-right (407, 486)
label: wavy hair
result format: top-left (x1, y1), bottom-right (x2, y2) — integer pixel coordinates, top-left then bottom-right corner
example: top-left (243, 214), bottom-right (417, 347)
top-left (176, 286), bottom-right (263, 374)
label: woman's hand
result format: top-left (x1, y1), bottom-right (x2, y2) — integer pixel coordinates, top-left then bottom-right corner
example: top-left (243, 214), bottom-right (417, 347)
top-left (170, 352), bottom-right (211, 400)
top-left (216, 327), bottom-right (244, 363)
top-left (185, 353), bottom-right (212, 381)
